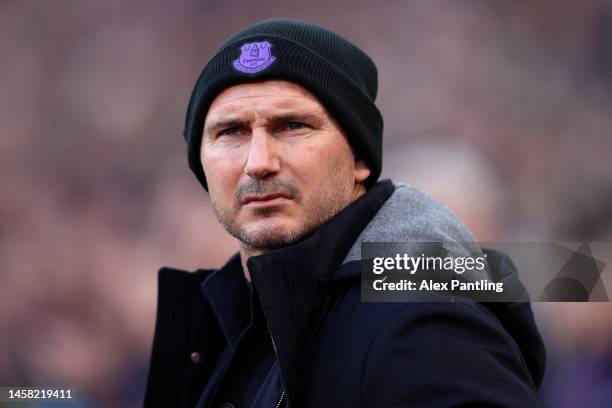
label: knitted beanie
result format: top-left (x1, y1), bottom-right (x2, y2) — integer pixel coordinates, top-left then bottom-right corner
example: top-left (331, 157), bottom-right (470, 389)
top-left (184, 18), bottom-right (383, 190)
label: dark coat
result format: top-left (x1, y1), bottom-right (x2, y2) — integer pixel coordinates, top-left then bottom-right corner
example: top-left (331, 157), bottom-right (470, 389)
top-left (144, 180), bottom-right (546, 407)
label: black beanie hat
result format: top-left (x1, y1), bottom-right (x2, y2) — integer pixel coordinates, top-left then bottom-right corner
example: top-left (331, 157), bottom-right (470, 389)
top-left (184, 18), bottom-right (383, 190)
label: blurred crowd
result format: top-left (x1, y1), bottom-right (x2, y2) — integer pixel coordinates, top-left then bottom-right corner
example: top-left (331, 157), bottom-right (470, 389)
top-left (1, 1), bottom-right (612, 406)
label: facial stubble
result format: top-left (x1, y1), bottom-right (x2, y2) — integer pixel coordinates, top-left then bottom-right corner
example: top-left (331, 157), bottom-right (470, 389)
top-left (210, 176), bottom-right (353, 252)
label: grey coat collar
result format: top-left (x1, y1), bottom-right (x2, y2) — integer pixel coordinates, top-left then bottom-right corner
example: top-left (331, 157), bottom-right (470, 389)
top-left (343, 182), bottom-right (481, 264)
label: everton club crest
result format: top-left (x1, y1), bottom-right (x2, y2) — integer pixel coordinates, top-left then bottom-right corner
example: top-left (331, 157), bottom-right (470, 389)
top-left (232, 40), bottom-right (276, 74)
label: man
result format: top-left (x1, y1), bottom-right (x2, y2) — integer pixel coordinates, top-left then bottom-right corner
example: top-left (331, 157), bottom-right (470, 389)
top-left (145, 19), bottom-right (545, 407)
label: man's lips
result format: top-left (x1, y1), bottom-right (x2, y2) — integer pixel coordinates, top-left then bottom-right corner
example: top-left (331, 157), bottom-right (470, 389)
top-left (240, 193), bottom-right (293, 206)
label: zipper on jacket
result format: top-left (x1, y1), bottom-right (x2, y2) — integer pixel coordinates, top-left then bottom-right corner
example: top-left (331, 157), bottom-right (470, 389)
top-left (269, 328), bottom-right (286, 408)
top-left (274, 390), bottom-right (286, 408)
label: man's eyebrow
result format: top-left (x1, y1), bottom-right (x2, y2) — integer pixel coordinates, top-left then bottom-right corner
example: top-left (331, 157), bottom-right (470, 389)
top-left (204, 118), bottom-right (245, 135)
top-left (204, 112), bottom-right (323, 134)
top-left (266, 112), bottom-right (321, 124)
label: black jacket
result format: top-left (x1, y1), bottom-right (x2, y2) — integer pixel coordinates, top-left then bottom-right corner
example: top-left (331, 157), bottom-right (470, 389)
top-left (145, 180), bottom-right (546, 407)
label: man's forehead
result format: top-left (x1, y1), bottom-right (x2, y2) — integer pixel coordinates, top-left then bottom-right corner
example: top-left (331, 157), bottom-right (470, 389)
top-left (212, 80), bottom-right (320, 105)
top-left (205, 80), bottom-right (326, 121)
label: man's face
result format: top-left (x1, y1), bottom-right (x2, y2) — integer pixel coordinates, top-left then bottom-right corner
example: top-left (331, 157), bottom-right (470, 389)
top-left (201, 80), bottom-right (370, 251)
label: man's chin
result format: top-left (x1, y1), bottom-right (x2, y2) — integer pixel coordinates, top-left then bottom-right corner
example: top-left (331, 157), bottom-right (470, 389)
top-left (240, 222), bottom-right (304, 251)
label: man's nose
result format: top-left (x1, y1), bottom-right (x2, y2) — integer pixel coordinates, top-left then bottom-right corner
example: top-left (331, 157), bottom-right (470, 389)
top-left (244, 130), bottom-right (281, 179)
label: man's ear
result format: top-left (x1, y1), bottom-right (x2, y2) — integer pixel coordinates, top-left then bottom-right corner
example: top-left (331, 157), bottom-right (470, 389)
top-left (354, 159), bottom-right (371, 184)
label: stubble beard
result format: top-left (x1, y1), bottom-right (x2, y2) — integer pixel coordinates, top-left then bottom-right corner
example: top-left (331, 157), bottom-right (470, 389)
top-left (210, 178), bottom-right (353, 252)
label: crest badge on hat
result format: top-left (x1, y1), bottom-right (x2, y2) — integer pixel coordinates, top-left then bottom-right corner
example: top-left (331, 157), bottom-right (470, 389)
top-left (232, 40), bottom-right (276, 74)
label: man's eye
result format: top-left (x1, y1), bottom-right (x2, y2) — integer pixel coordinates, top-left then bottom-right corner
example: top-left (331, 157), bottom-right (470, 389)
top-left (287, 122), bottom-right (306, 130)
top-left (219, 127), bottom-right (239, 136)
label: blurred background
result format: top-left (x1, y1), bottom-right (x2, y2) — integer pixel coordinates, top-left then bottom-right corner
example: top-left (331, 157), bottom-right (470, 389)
top-left (1, 0), bottom-right (612, 406)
